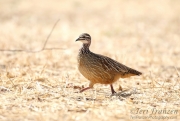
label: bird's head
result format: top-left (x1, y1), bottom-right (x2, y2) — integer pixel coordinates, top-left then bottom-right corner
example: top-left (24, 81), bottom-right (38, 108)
top-left (76, 33), bottom-right (91, 44)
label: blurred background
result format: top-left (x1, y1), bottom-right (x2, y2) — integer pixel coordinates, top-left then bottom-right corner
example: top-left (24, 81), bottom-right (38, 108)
top-left (0, 0), bottom-right (180, 68)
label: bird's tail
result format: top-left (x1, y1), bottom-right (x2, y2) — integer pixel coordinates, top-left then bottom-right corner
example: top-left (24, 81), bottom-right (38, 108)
top-left (128, 68), bottom-right (142, 76)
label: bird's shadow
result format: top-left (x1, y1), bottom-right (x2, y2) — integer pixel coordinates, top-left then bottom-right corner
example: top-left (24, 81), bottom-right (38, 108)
top-left (75, 88), bottom-right (138, 101)
top-left (110, 88), bottom-right (138, 99)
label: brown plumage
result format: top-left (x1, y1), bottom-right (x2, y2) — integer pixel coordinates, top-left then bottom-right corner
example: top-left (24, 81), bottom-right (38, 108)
top-left (76, 33), bottom-right (142, 94)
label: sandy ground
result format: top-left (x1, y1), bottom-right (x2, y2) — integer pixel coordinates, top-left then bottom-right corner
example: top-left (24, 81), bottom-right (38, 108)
top-left (0, 0), bottom-right (180, 121)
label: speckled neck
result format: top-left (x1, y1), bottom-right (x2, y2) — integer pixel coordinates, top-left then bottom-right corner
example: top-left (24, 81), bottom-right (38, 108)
top-left (80, 43), bottom-right (90, 54)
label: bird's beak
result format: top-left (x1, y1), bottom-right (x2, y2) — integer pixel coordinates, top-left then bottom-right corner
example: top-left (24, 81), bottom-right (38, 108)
top-left (75, 38), bottom-right (79, 41)
top-left (75, 37), bottom-right (84, 42)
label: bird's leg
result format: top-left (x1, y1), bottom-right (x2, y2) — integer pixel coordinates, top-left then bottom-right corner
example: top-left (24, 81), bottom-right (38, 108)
top-left (110, 84), bottom-right (116, 94)
top-left (80, 87), bottom-right (92, 92)
top-left (80, 82), bottom-right (94, 93)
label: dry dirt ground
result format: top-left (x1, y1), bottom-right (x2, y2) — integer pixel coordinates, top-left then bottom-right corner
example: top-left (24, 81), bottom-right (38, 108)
top-left (0, 0), bottom-right (180, 121)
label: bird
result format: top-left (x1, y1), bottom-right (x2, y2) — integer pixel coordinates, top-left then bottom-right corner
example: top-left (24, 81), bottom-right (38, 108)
top-left (76, 33), bottom-right (142, 94)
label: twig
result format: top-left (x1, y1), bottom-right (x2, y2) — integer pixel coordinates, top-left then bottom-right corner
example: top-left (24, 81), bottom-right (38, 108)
top-left (41, 19), bottom-right (61, 51)
top-left (0, 19), bottom-right (65, 53)
top-left (174, 66), bottom-right (180, 77)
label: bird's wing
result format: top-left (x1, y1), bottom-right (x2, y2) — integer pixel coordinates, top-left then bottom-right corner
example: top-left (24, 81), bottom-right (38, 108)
top-left (95, 53), bottom-right (142, 75)
top-left (94, 53), bottom-right (129, 73)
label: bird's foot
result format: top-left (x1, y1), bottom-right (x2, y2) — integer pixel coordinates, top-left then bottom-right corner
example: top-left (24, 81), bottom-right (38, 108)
top-left (111, 91), bottom-right (117, 96)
